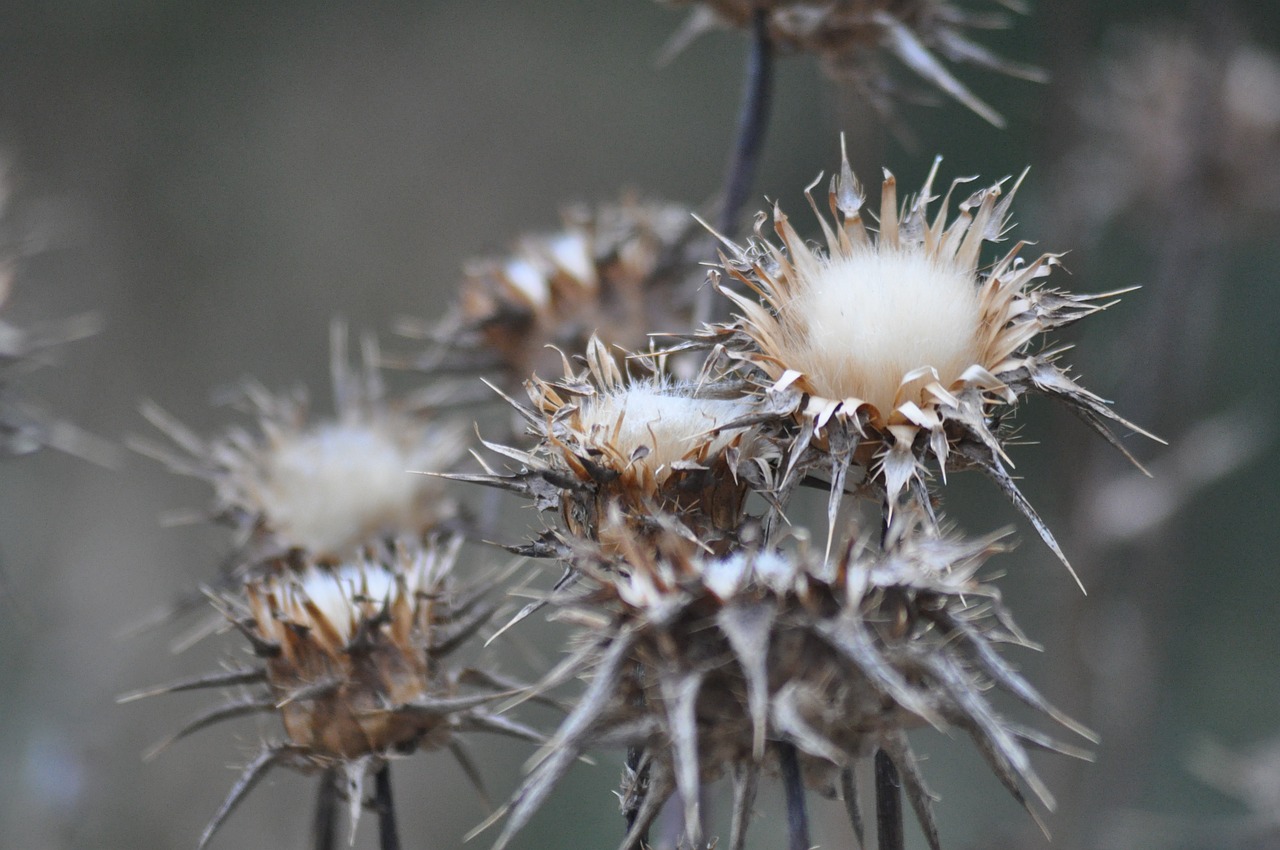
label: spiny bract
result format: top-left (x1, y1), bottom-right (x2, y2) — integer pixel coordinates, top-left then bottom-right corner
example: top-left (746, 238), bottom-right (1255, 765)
top-left (488, 510), bottom-right (1093, 850)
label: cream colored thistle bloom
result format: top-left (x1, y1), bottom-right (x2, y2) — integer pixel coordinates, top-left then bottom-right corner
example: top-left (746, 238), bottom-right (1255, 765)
top-left (419, 196), bottom-right (699, 388)
top-left (454, 336), bottom-right (777, 554)
top-left (125, 538), bottom-right (542, 849)
top-left (699, 141), bottom-right (1156, 584)
top-left (135, 325), bottom-right (468, 572)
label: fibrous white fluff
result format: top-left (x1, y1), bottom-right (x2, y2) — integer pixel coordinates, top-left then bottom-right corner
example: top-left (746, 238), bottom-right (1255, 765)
top-left (574, 382), bottom-right (756, 480)
top-left (781, 247), bottom-right (980, 414)
top-left (258, 422), bottom-right (437, 558)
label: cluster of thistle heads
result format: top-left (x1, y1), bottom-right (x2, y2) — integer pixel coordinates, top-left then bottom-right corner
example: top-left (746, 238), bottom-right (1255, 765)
top-left (123, 3), bottom-right (1161, 849)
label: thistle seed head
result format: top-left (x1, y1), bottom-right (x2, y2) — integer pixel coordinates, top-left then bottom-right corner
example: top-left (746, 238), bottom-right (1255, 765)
top-left (460, 336), bottom-right (778, 552)
top-left (662, 0), bottom-right (1045, 127)
top-left (136, 326), bottom-right (468, 571)
top-left (698, 141), bottom-right (1157, 582)
top-left (129, 536), bottom-right (543, 848)
top-left (493, 511), bottom-right (1090, 850)
top-left (428, 196), bottom-right (699, 386)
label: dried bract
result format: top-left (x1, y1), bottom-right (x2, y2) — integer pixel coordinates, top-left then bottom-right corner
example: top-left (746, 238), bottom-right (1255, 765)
top-left (135, 327), bottom-right (468, 574)
top-left (662, 0), bottom-right (1045, 126)
top-left (694, 142), bottom-right (1156, 581)
top-left (128, 537), bottom-right (543, 848)
top-left (421, 196), bottom-right (699, 387)
top-left (490, 512), bottom-right (1090, 850)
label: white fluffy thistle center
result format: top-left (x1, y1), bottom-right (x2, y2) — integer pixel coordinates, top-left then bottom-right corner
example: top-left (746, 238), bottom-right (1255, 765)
top-left (781, 247), bottom-right (982, 413)
top-left (577, 385), bottom-right (751, 477)
top-left (261, 424), bottom-right (421, 556)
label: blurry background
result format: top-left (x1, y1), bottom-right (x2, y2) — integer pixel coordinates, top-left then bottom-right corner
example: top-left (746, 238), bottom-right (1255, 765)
top-left (0, 1), bottom-right (1278, 848)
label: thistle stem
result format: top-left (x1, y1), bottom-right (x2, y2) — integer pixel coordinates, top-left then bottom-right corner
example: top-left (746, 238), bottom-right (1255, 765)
top-left (312, 769), bottom-right (339, 850)
top-left (718, 7), bottom-right (773, 237)
top-left (374, 763), bottom-right (401, 850)
top-left (875, 749), bottom-right (904, 850)
top-left (622, 745), bottom-right (649, 842)
top-left (779, 741), bottom-right (811, 850)
top-left (698, 5), bottom-right (774, 325)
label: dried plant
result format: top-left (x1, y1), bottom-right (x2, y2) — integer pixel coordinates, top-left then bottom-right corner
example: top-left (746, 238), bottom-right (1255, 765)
top-left (661, 0), bottom-right (1046, 126)
top-left (125, 537), bottom-right (543, 848)
top-left (111, 4), bottom-right (1178, 850)
top-left (452, 336), bottom-right (778, 555)
top-left (407, 196), bottom-right (701, 390)
top-left (484, 511), bottom-right (1091, 850)
top-left (686, 142), bottom-right (1157, 579)
top-left (133, 325), bottom-right (468, 579)
top-left (0, 165), bottom-right (105, 461)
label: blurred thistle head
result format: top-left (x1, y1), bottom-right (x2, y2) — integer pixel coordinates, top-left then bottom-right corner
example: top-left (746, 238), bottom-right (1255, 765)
top-left (661, 0), bottom-right (1046, 127)
top-left (488, 509), bottom-right (1092, 850)
top-left (694, 139), bottom-right (1158, 582)
top-left (417, 195), bottom-right (700, 387)
top-left (0, 162), bottom-right (107, 461)
top-left (454, 335), bottom-right (778, 553)
top-left (135, 324), bottom-right (469, 572)
top-left (126, 536), bottom-right (543, 848)
top-left (1062, 23), bottom-right (1280, 239)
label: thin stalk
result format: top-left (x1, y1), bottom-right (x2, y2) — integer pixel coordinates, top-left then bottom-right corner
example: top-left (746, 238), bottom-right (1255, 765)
top-left (779, 741), bottom-right (811, 850)
top-left (622, 745), bottom-right (649, 842)
top-left (698, 6), bottom-right (775, 326)
top-left (374, 763), bottom-right (401, 850)
top-left (312, 769), bottom-right (339, 850)
top-left (875, 749), bottom-right (904, 850)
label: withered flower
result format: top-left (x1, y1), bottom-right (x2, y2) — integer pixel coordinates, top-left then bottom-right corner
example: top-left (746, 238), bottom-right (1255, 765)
top-left (418, 196), bottom-right (699, 386)
top-left (0, 169), bottom-right (105, 460)
top-left (125, 537), bottom-right (543, 848)
top-left (488, 511), bottom-right (1091, 850)
top-left (135, 325), bottom-right (468, 574)
top-left (454, 336), bottom-right (777, 554)
top-left (661, 0), bottom-right (1045, 126)
top-left (694, 141), bottom-right (1156, 582)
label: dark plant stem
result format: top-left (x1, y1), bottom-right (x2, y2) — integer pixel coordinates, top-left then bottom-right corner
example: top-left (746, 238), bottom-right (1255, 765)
top-left (698, 5), bottom-right (774, 326)
top-left (622, 745), bottom-right (648, 842)
top-left (875, 749), bottom-right (904, 850)
top-left (312, 769), bottom-right (339, 850)
top-left (717, 7), bottom-right (773, 237)
top-left (779, 741), bottom-right (811, 850)
top-left (374, 763), bottom-right (401, 850)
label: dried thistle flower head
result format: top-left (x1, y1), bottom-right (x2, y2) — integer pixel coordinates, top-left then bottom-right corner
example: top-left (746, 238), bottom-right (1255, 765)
top-left (418, 196), bottom-right (699, 387)
top-left (126, 537), bottom-right (543, 848)
top-left (454, 336), bottom-right (777, 553)
top-left (0, 169), bottom-right (106, 460)
top-left (662, 0), bottom-right (1045, 127)
top-left (136, 325), bottom-right (468, 571)
top-left (489, 510), bottom-right (1091, 850)
top-left (696, 140), bottom-right (1157, 580)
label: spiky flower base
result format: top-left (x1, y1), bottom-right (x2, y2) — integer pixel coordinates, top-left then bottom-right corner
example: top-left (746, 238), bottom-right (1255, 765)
top-left (126, 537), bottom-right (543, 848)
top-left (490, 513), bottom-right (1093, 850)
